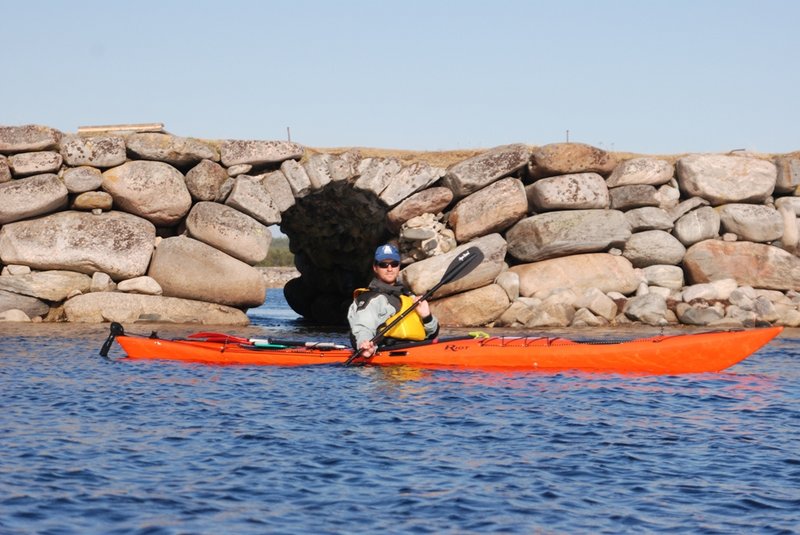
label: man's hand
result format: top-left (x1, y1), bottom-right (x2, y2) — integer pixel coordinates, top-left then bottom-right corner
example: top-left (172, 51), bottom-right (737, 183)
top-left (414, 297), bottom-right (431, 320)
top-left (358, 339), bottom-right (376, 358)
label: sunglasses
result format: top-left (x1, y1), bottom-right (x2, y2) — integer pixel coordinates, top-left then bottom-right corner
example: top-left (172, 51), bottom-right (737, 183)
top-left (375, 260), bottom-right (400, 269)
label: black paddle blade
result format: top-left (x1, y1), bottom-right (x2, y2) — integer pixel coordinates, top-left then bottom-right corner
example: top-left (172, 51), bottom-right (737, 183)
top-left (99, 322), bottom-right (125, 357)
top-left (436, 246), bottom-right (485, 289)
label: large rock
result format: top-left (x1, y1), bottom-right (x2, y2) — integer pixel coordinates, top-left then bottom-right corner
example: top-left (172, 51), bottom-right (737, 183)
top-left (683, 240), bottom-right (800, 291)
top-left (219, 140), bottom-right (304, 167)
top-left (777, 203), bottom-right (799, 253)
top-left (527, 302), bottom-right (576, 328)
top-left (280, 159), bottom-right (313, 198)
top-left (656, 184), bottom-right (681, 209)
top-left (1, 265), bottom-right (31, 276)
top-left (117, 276), bottom-right (162, 295)
top-left (669, 197), bottom-right (710, 221)
top-left (303, 153), bottom-right (333, 190)
top-left (717, 204), bottom-right (783, 243)
top-left (623, 293), bottom-right (668, 326)
top-left (528, 143), bottom-right (616, 178)
top-left (495, 270), bottom-right (520, 301)
top-left (379, 162), bottom-right (444, 207)
top-left (538, 288), bottom-right (578, 308)
top-left (259, 170), bottom-right (295, 212)
top-left (354, 158), bottom-right (402, 196)
top-left (575, 287), bottom-right (617, 321)
top-left (642, 265), bottom-right (684, 290)
top-left (775, 196), bottom-right (800, 216)
top-left (185, 202), bottom-right (270, 264)
top-left (429, 284), bottom-right (510, 327)
top-left (622, 230), bottom-right (686, 267)
top-left (387, 187), bottom-right (453, 232)
top-left (225, 175), bottom-right (281, 225)
top-left (569, 307), bottom-right (606, 327)
top-left (527, 172), bottom-right (609, 210)
top-left (0, 309), bottom-right (31, 322)
top-left (328, 151), bottom-right (361, 182)
top-left (0, 289), bottom-right (50, 318)
top-left (8, 151), bottom-right (62, 176)
top-left (510, 253), bottom-right (640, 297)
top-left (0, 125), bottom-right (60, 153)
top-left (63, 292), bottom-right (249, 324)
top-left (682, 279), bottom-right (738, 302)
top-left (0, 173), bottom-right (68, 224)
top-left (91, 272), bottom-right (116, 292)
top-left (449, 178), bottom-right (527, 242)
top-left (442, 144), bottom-right (530, 198)
top-left (624, 207), bottom-right (674, 232)
top-left (125, 133), bottom-right (219, 166)
top-left (609, 184), bottom-right (659, 210)
top-left (60, 134), bottom-right (126, 167)
top-left (227, 164), bottom-right (253, 177)
top-left (606, 158), bottom-right (674, 187)
top-left (673, 206), bottom-right (720, 246)
top-left (72, 191), bottom-right (113, 211)
top-left (774, 157), bottom-right (800, 194)
top-left (495, 299), bottom-right (535, 327)
top-left (147, 236), bottom-right (266, 308)
top-left (676, 302), bottom-right (725, 326)
top-left (0, 156), bottom-right (10, 183)
top-left (102, 161), bottom-right (192, 225)
top-left (676, 154), bottom-right (776, 205)
top-left (506, 210), bottom-right (630, 262)
top-left (401, 233), bottom-right (507, 299)
top-left (62, 166), bottom-right (103, 193)
top-left (0, 270), bottom-right (91, 301)
top-left (185, 159), bottom-right (229, 202)
top-left (0, 210), bottom-right (155, 280)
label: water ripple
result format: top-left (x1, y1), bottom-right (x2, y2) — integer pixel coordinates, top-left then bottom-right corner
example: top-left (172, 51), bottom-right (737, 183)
top-left (1, 310), bottom-right (799, 533)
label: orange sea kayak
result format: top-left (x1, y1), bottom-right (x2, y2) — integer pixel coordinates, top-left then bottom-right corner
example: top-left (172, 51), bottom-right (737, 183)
top-left (104, 323), bottom-right (783, 374)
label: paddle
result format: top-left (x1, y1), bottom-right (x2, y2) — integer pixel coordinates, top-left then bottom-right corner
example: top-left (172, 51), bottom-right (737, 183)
top-left (99, 321), bottom-right (125, 357)
top-left (344, 246), bottom-right (484, 366)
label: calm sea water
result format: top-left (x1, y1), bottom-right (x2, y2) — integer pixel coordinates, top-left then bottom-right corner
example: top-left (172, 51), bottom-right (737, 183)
top-left (1, 289), bottom-right (799, 534)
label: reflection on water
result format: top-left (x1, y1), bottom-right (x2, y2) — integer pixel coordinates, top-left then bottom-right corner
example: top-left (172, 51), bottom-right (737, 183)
top-left (0, 293), bottom-right (798, 534)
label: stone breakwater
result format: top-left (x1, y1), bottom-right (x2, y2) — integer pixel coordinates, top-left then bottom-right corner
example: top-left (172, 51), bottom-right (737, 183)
top-left (1, 124), bottom-right (799, 329)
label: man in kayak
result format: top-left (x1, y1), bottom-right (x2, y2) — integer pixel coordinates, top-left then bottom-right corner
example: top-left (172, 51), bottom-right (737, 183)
top-left (348, 244), bottom-right (439, 357)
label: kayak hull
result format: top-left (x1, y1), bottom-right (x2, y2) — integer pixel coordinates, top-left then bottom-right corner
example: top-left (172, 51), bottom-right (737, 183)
top-left (113, 326), bottom-right (783, 374)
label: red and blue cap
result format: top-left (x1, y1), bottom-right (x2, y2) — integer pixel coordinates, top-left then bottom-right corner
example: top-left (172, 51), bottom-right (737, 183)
top-left (374, 244), bottom-right (401, 262)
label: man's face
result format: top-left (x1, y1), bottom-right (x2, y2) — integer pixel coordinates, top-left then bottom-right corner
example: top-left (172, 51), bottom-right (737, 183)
top-left (373, 259), bottom-right (400, 284)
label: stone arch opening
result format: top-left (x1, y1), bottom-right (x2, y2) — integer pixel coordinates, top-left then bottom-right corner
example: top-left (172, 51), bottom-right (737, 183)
top-left (280, 182), bottom-right (390, 324)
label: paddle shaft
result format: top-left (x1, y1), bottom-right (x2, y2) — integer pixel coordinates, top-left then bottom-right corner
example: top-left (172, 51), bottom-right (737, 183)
top-left (344, 246), bottom-right (484, 365)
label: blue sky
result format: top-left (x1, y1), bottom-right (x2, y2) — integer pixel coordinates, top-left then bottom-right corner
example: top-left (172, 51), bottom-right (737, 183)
top-left (2, 0), bottom-right (798, 155)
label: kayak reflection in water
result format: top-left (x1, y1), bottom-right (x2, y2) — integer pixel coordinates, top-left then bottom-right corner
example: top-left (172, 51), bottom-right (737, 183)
top-left (347, 244), bottom-right (439, 358)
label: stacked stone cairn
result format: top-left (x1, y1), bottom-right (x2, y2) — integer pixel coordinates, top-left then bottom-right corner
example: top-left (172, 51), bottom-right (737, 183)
top-left (1, 124), bottom-right (799, 329)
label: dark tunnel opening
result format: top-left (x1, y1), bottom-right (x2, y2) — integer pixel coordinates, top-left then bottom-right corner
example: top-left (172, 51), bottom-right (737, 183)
top-left (279, 182), bottom-right (390, 324)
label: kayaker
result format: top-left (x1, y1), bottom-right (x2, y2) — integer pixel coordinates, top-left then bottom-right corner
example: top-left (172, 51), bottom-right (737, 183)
top-left (347, 244), bottom-right (439, 357)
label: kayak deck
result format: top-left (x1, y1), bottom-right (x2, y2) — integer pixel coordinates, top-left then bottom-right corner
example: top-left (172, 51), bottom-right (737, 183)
top-left (110, 326), bottom-right (783, 374)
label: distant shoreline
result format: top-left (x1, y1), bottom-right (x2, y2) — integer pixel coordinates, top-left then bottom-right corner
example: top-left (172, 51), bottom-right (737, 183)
top-left (257, 266), bottom-right (299, 288)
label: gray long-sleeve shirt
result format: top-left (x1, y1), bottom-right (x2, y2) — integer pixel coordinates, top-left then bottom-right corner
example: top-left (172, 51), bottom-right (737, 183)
top-left (347, 291), bottom-right (438, 349)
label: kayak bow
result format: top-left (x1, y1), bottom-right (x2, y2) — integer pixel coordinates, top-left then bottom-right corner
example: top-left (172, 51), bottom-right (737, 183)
top-left (102, 323), bottom-right (783, 374)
